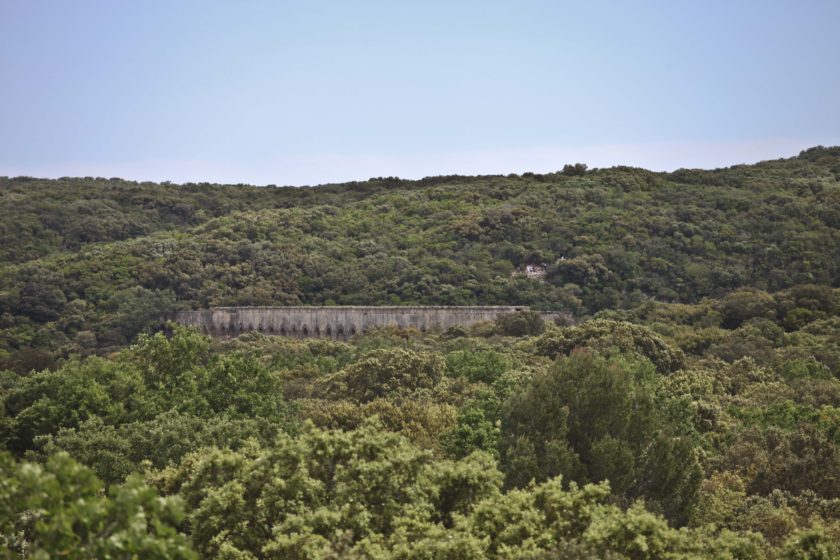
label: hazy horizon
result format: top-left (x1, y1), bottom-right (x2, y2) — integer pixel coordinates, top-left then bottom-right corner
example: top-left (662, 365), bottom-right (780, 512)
top-left (0, 140), bottom-right (832, 187)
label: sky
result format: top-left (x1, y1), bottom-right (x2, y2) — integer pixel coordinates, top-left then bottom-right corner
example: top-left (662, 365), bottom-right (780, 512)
top-left (1, 0), bottom-right (839, 186)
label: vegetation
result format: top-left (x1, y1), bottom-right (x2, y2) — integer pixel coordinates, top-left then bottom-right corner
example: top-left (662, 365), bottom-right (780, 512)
top-left (2, 147), bottom-right (840, 557)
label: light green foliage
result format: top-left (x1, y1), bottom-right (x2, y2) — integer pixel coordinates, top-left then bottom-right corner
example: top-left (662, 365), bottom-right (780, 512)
top-left (1, 307), bottom-right (839, 556)
top-left (422, 451), bottom-right (504, 528)
top-left (535, 319), bottom-right (685, 373)
top-left (692, 472), bottom-right (840, 550)
top-left (691, 471), bottom-right (749, 528)
top-left (298, 397), bottom-right (457, 455)
top-left (445, 390), bottom-right (503, 459)
top-left (34, 412), bottom-right (281, 485)
top-left (325, 347), bottom-right (445, 402)
top-left (446, 348), bottom-right (512, 384)
top-left (148, 421), bottom-right (764, 560)
top-left (1, 316), bottom-right (838, 556)
top-left (778, 524), bottom-right (840, 560)
top-left (0, 451), bottom-right (195, 559)
top-left (156, 420), bottom-right (435, 558)
top-left (126, 327), bottom-right (292, 424)
top-left (1, 326), bottom-right (295, 482)
top-left (0, 356), bottom-right (145, 453)
top-left (128, 325), bottom-right (210, 391)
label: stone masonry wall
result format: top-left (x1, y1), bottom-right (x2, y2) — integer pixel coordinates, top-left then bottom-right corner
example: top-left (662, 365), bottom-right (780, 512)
top-left (169, 306), bottom-right (528, 339)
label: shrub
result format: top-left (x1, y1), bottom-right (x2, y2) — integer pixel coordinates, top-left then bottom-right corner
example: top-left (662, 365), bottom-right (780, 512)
top-left (495, 310), bottom-right (546, 337)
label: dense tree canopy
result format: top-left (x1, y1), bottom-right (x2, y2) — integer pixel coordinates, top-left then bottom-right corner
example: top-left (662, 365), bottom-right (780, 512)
top-left (1, 147), bottom-right (839, 367)
top-left (2, 148), bottom-right (840, 558)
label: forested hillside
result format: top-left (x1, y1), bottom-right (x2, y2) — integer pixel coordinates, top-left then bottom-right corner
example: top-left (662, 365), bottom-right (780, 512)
top-left (2, 146), bottom-right (839, 369)
top-left (2, 147), bottom-right (840, 558)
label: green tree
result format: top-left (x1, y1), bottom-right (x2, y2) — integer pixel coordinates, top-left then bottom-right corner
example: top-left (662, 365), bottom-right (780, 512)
top-left (445, 393), bottom-right (502, 459)
top-left (501, 352), bottom-right (702, 524)
top-left (0, 452), bottom-right (195, 559)
top-left (720, 288), bottom-right (776, 329)
top-left (327, 348), bottom-right (445, 402)
top-left (446, 349), bottom-right (512, 384)
top-left (562, 163), bottom-right (588, 176)
top-left (155, 419), bottom-right (435, 558)
top-left (494, 310), bottom-right (546, 337)
top-left (535, 319), bottom-right (685, 374)
top-left (0, 357), bottom-right (145, 453)
top-left (148, 420), bottom-right (762, 559)
top-left (35, 412), bottom-right (282, 485)
top-left (2, 326), bottom-right (294, 459)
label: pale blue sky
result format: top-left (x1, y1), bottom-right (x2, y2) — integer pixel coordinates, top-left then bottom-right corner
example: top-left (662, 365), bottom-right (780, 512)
top-left (1, 1), bottom-right (839, 185)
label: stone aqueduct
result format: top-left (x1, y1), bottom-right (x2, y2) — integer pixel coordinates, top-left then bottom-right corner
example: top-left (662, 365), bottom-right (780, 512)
top-left (169, 306), bottom-right (529, 339)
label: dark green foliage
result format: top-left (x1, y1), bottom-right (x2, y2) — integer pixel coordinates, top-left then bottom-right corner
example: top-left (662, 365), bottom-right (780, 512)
top-left (717, 405), bottom-right (840, 499)
top-left (562, 163), bottom-right (589, 176)
top-left (494, 309), bottom-right (546, 336)
top-left (501, 352), bottom-right (702, 525)
top-left (721, 288), bottom-right (777, 329)
top-left (97, 286), bottom-right (177, 349)
top-left (16, 267), bottom-right (67, 322)
top-left (775, 284), bottom-right (839, 331)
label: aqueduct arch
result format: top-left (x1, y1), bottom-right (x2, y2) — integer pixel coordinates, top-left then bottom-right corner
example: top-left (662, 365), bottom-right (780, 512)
top-left (169, 306), bottom-right (528, 339)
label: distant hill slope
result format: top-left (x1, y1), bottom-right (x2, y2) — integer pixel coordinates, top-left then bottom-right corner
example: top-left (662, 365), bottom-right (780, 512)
top-left (1, 146), bottom-right (839, 364)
